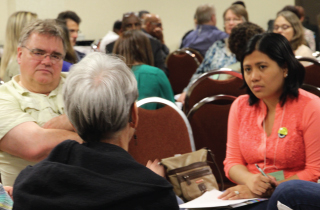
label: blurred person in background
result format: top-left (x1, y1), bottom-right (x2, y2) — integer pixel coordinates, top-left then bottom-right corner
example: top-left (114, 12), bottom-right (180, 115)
top-left (0, 11), bottom-right (37, 82)
top-left (56, 19), bottom-right (77, 72)
top-left (113, 29), bottom-right (174, 110)
top-left (178, 4), bottom-right (247, 103)
top-left (57, 10), bottom-right (85, 62)
top-left (273, 11), bottom-right (316, 66)
top-left (181, 4), bottom-right (228, 57)
top-left (107, 12), bottom-right (167, 75)
top-left (99, 20), bottom-right (122, 53)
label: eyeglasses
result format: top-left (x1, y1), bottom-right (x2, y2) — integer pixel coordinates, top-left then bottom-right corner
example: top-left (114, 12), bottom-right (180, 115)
top-left (273, 25), bottom-right (292, 31)
top-left (224, 18), bottom-right (242, 23)
top-left (22, 46), bottom-right (64, 64)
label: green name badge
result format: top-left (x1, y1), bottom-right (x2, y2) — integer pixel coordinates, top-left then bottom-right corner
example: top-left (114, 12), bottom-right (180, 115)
top-left (268, 170), bottom-right (285, 181)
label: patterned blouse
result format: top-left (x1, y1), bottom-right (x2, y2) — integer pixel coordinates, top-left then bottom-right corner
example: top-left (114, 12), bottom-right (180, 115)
top-left (184, 38), bottom-right (237, 92)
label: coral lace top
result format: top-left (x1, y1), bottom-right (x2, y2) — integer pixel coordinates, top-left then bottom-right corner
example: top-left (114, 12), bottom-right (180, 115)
top-left (224, 89), bottom-right (320, 182)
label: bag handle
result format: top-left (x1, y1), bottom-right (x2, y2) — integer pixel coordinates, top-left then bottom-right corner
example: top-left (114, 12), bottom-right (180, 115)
top-left (206, 148), bottom-right (224, 191)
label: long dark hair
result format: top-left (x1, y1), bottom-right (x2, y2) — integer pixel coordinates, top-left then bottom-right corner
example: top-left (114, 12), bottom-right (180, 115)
top-left (241, 33), bottom-right (305, 106)
top-left (113, 29), bottom-right (154, 68)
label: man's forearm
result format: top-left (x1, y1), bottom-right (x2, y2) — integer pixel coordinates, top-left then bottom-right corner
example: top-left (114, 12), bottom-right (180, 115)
top-left (29, 128), bottom-right (83, 162)
top-left (0, 122), bottom-right (83, 163)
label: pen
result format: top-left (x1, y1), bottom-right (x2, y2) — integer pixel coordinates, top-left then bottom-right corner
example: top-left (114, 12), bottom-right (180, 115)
top-left (255, 164), bottom-right (276, 188)
top-left (255, 164), bottom-right (268, 177)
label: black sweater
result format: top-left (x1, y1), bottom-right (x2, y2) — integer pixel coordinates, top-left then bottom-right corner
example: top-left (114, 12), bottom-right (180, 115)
top-left (13, 140), bottom-right (179, 210)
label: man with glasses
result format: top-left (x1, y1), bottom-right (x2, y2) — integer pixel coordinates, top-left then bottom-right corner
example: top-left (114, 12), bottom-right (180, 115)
top-left (0, 19), bottom-right (82, 186)
top-left (57, 10), bottom-right (85, 61)
top-left (106, 12), bottom-right (167, 75)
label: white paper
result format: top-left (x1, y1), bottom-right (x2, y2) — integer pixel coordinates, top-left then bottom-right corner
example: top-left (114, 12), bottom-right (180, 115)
top-left (179, 189), bottom-right (267, 208)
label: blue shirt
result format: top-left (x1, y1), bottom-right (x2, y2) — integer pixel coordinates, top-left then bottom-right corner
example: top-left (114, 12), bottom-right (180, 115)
top-left (181, 25), bottom-right (228, 57)
top-left (62, 61), bottom-right (72, 72)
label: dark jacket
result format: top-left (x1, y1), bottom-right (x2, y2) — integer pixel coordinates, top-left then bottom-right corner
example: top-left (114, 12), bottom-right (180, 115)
top-left (13, 140), bottom-right (179, 210)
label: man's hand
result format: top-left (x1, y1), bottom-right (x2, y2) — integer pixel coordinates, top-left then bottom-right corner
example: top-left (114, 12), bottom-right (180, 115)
top-left (43, 114), bottom-right (74, 131)
top-left (146, 159), bottom-right (165, 177)
top-left (151, 28), bottom-right (164, 44)
top-left (218, 185), bottom-right (258, 200)
top-left (3, 186), bottom-right (13, 200)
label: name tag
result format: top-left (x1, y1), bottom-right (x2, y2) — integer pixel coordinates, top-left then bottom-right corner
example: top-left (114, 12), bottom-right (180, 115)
top-left (268, 170), bottom-right (285, 181)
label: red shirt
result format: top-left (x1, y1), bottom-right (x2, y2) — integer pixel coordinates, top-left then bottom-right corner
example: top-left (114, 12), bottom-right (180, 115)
top-left (224, 89), bottom-right (320, 182)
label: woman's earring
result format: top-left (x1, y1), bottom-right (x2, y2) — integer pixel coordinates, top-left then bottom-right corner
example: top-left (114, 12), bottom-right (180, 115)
top-left (285, 73), bottom-right (288, 78)
top-left (134, 134), bottom-right (137, 145)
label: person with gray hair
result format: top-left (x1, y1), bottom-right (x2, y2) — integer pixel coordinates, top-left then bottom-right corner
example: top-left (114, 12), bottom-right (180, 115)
top-left (0, 19), bottom-right (82, 186)
top-left (11, 52), bottom-right (180, 210)
top-left (181, 4), bottom-right (228, 57)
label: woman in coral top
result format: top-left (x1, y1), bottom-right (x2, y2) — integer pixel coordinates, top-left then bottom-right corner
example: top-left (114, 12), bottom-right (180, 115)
top-left (219, 33), bottom-right (320, 209)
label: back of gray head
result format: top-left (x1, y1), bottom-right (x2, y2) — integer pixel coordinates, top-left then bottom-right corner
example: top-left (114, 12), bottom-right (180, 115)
top-left (63, 52), bottom-right (138, 142)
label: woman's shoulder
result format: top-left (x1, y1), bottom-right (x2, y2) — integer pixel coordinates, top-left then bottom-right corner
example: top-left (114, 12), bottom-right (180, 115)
top-left (233, 94), bottom-right (250, 106)
top-left (133, 64), bottom-right (165, 76)
top-left (295, 44), bottom-right (314, 58)
top-left (297, 88), bottom-right (320, 104)
top-left (286, 89), bottom-right (320, 110)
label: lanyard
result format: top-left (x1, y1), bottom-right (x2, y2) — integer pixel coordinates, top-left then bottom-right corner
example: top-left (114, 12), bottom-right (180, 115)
top-left (262, 104), bottom-right (286, 171)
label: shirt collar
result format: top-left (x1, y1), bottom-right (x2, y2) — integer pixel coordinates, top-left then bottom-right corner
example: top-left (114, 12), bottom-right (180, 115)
top-left (12, 73), bottom-right (66, 96)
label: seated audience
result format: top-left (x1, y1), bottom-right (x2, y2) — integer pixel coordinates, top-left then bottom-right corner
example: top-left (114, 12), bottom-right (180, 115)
top-left (179, 14), bottom-right (197, 49)
top-left (220, 33), bottom-right (320, 209)
top-left (0, 19), bottom-right (82, 186)
top-left (0, 11), bottom-right (37, 82)
top-left (232, 1), bottom-right (246, 8)
top-left (12, 52), bottom-right (179, 210)
top-left (178, 4), bottom-right (248, 103)
top-left (181, 4), bottom-right (228, 57)
top-left (228, 22), bottom-right (264, 74)
top-left (280, 5), bottom-right (316, 52)
top-left (113, 30), bottom-right (174, 110)
top-left (106, 12), bottom-right (167, 75)
top-left (138, 10), bottom-right (150, 28)
top-left (57, 10), bottom-right (86, 61)
top-left (273, 11), bottom-right (315, 66)
top-left (99, 20), bottom-right (121, 53)
top-left (142, 14), bottom-right (169, 55)
top-left (56, 19), bottom-right (77, 72)
top-left (295, 6), bottom-right (316, 51)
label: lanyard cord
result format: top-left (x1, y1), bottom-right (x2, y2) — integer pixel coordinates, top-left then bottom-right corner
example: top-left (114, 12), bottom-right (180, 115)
top-left (262, 104), bottom-right (286, 171)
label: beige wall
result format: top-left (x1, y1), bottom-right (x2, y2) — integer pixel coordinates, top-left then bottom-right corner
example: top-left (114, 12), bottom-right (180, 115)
top-left (0, 0), bottom-right (294, 51)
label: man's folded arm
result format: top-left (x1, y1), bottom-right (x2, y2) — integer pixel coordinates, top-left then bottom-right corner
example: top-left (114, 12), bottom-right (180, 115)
top-left (0, 121), bottom-right (83, 162)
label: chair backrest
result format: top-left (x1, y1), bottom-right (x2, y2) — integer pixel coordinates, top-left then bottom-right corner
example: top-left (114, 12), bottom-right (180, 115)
top-left (296, 57), bottom-right (320, 87)
top-left (301, 84), bottom-right (320, 97)
top-left (187, 94), bottom-right (236, 186)
top-left (181, 47), bottom-right (204, 63)
top-left (128, 97), bottom-right (195, 165)
top-left (166, 49), bottom-right (201, 94)
top-left (184, 68), bottom-right (246, 114)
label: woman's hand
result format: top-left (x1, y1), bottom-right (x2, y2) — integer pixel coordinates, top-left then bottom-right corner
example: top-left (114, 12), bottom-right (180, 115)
top-left (177, 92), bottom-right (186, 104)
top-left (244, 173), bottom-right (274, 196)
top-left (146, 159), bottom-right (165, 177)
top-left (218, 185), bottom-right (257, 200)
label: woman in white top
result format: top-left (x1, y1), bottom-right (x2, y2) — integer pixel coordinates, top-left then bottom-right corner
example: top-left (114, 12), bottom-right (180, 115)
top-left (273, 11), bottom-right (315, 66)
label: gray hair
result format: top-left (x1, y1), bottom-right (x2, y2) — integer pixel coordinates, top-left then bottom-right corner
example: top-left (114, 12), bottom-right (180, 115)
top-left (18, 19), bottom-right (66, 53)
top-left (195, 4), bottom-right (215, 25)
top-left (63, 52), bottom-right (138, 142)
